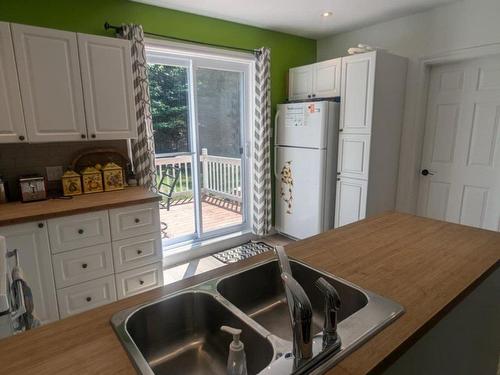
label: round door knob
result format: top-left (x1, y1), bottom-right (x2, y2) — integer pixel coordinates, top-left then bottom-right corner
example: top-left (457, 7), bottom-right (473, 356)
top-left (81, 134), bottom-right (86, 139)
top-left (19, 135), bottom-right (25, 141)
top-left (139, 280), bottom-right (144, 285)
top-left (91, 134), bottom-right (96, 139)
top-left (134, 218), bottom-right (140, 224)
top-left (38, 223), bottom-right (44, 228)
top-left (82, 263), bottom-right (88, 269)
top-left (86, 297), bottom-right (92, 302)
top-left (421, 169), bottom-right (434, 176)
top-left (78, 229), bottom-right (84, 234)
top-left (137, 249), bottom-right (143, 255)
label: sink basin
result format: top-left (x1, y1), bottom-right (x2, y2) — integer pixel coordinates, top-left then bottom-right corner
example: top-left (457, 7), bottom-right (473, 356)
top-left (112, 258), bottom-right (404, 375)
top-left (114, 292), bottom-right (274, 375)
top-left (217, 260), bottom-right (368, 341)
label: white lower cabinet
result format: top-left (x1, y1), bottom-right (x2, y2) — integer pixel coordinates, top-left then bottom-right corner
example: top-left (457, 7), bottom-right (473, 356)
top-left (335, 177), bottom-right (368, 228)
top-left (52, 244), bottom-right (114, 288)
top-left (57, 275), bottom-right (117, 318)
top-left (0, 201), bottom-right (163, 323)
top-left (115, 262), bottom-right (163, 300)
top-left (0, 221), bottom-right (59, 324)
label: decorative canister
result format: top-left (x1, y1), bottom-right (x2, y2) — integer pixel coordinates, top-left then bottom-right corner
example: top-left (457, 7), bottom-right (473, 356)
top-left (61, 170), bottom-right (82, 196)
top-left (81, 166), bottom-right (103, 194)
top-left (102, 162), bottom-right (124, 192)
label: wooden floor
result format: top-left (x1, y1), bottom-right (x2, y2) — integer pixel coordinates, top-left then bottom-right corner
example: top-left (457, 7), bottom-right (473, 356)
top-left (162, 233), bottom-right (294, 285)
top-left (159, 195), bottom-right (242, 239)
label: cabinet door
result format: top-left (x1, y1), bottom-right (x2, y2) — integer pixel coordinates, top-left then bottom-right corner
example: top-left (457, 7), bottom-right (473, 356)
top-left (0, 221), bottom-right (59, 324)
top-left (337, 134), bottom-right (371, 180)
top-left (289, 65), bottom-right (313, 101)
top-left (335, 177), bottom-right (368, 228)
top-left (12, 24), bottom-right (87, 142)
top-left (78, 34), bottom-right (137, 140)
top-left (0, 23), bottom-right (27, 143)
top-left (340, 52), bottom-right (375, 134)
top-left (313, 58), bottom-right (341, 98)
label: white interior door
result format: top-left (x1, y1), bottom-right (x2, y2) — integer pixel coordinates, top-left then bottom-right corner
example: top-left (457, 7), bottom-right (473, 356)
top-left (417, 56), bottom-right (500, 231)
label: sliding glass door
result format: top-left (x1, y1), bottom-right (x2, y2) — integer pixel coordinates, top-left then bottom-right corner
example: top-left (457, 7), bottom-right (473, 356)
top-left (146, 45), bottom-right (251, 246)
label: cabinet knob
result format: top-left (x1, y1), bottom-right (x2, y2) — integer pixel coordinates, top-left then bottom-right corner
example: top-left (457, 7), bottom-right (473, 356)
top-left (78, 229), bottom-right (84, 234)
top-left (86, 296), bottom-right (92, 302)
top-left (81, 134), bottom-right (86, 139)
top-left (38, 222), bottom-right (44, 228)
top-left (137, 249), bottom-right (143, 255)
top-left (337, 178), bottom-right (341, 181)
top-left (139, 280), bottom-right (144, 285)
top-left (19, 135), bottom-right (25, 141)
top-left (82, 263), bottom-right (88, 269)
top-left (91, 134), bottom-right (96, 139)
top-left (339, 129), bottom-right (343, 132)
top-left (312, 94), bottom-right (316, 98)
top-left (134, 218), bottom-right (140, 224)
top-left (307, 94), bottom-right (311, 98)
top-left (336, 172), bottom-right (340, 175)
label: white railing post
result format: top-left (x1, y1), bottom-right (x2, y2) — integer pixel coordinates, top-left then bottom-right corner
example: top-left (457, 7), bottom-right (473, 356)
top-left (201, 148), bottom-right (208, 193)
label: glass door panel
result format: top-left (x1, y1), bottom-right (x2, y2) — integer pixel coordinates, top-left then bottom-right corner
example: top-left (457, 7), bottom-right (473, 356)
top-left (195, 67), bottom-right (244, 234)
top-left (147, 61), bottom-right (197, 242)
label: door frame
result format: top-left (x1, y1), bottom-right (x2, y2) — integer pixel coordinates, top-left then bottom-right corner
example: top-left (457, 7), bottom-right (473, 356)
top-left (410, 42), bottom-right (500, 215)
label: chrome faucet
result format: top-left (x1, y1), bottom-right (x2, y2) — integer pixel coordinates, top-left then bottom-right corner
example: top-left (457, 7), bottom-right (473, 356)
top-left (281, 272), bottom-right (313, 366)
top-left (274, 246), bottom-right (313, 366)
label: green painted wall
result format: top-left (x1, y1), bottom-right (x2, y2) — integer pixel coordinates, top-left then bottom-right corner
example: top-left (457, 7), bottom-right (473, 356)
top-left (0, 0), bottom-right (316, 110)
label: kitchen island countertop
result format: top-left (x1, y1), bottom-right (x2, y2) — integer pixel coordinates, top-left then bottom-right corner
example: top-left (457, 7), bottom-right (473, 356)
top-left (0, 212), bottom-right (498, 374)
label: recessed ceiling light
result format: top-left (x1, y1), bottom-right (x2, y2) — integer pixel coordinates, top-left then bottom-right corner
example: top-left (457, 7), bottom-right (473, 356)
top-left (322, 11), bottom-right (333, 17)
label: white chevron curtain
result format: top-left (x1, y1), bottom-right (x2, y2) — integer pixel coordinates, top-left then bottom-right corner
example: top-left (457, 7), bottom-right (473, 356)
top-left (118, 24), bottom-right (157, 193)
top-left (253, 48), bottom-right (272, 236)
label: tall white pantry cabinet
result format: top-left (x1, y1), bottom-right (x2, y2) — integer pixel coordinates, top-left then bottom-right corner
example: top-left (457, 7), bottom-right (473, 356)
top-left (288, 51), bottom-right (407, 227)
top-left (336, 51), bottom-right (407, 227)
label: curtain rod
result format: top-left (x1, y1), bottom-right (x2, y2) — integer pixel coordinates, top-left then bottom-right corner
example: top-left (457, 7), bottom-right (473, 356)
top-left (104, 22), bottom-right (261, 56)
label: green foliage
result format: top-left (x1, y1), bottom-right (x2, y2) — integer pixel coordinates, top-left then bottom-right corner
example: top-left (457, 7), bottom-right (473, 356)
top-left (148, 64), bottom-right (189, 154)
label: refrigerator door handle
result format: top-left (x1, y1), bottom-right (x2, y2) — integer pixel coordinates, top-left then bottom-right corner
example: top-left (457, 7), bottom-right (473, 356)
top-left (274, 110), bottom-right (280, 178)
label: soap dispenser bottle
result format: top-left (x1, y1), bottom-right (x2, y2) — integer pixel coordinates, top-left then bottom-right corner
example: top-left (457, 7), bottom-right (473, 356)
top-left (220, 325), bottom-right (248, 375)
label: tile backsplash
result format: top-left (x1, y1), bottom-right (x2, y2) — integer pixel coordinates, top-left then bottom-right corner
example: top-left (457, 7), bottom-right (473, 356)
top-left (0, 140), bottom-right (128, 201)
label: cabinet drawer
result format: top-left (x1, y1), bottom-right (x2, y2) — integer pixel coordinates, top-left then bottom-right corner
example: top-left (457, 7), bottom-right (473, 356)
top-left (112, 232), bottom-right (162, 272)
top-left (48, 210), bottom-right (110, 253)
top-left (109, 203), bottom-right (160, 240)
top-left (52, 244), bottom-right (114, 288)
top-left (57, 275), bottom-right (116, 318)
top-left (115, 262), bottom-right (163, 300)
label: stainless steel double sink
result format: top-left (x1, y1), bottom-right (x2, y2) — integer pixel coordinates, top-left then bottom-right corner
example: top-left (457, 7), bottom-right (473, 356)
top-left (111, 258), bottom-right (404, 374)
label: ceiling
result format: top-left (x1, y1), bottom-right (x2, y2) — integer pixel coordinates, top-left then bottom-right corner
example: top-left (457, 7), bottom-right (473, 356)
top-left (132, 0), bottom-right (458, 39)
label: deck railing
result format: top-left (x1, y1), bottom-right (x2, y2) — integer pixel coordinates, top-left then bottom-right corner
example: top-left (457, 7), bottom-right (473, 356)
top-left (155, 148), bottom-right (242, 202)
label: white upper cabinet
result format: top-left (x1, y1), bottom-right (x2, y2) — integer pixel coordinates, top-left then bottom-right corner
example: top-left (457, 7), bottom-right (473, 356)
top-left (11, 24), bottom-right (88, 142)
top-left (312, 58), bottom-right (341, 98)
top-left (289, 65), bottom-right (314, 101)
top-left (339, 52), bottom-right (375, 134)
top-left (288, 58), bottom-right (341, 101)
top-left (78, 34), bottom-right (137, 140)
top-left (0, 22), bottom-right (27, 143)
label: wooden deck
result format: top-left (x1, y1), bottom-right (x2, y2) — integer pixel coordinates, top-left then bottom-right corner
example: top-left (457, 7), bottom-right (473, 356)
top-left (159, 195), bottom-right (242, 239)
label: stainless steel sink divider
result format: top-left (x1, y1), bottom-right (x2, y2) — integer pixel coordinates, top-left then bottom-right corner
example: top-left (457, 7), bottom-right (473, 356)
top-left (111, 258), bottom-right (405, 375)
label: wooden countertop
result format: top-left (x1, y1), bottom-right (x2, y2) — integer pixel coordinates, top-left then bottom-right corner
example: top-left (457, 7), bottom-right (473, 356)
top-left (0, 187), bottom-right (161, 227)
top-left (0, 213), bottom-right (498, 374)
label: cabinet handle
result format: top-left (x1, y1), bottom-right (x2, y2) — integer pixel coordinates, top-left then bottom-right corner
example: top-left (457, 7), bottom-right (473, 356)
top-left (81, 134), bottom-right (86, 139)
top-left (137, 249), bottom-right (143, 255)
top-left (19, 135), bottom-right (25, 141)
top-left (82, 263), bottom-right (88, 269)
top-left (86, 297), bottom-right (92, 302)
top-left (78, 229), bottom-right (84, 234)
top-left (139, 280), bottom-right (144, 285)
top-left (38, 223), bottom-right (44, 228)
top-left (91, 134), bottom-right (96, 139)
top-left (134, 218), bottom-right (140, 224)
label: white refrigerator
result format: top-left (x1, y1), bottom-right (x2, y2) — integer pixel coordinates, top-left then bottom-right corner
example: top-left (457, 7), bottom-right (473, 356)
top-left (274, 101), bottom-right (339, 239)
